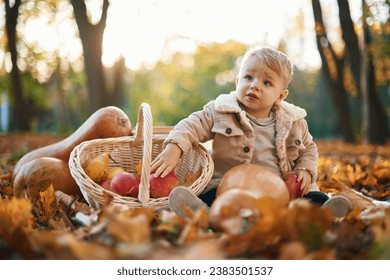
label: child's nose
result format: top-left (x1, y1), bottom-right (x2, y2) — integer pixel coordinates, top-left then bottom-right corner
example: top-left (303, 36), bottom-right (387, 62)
top-left (250, 79), bottom-right (260, 91)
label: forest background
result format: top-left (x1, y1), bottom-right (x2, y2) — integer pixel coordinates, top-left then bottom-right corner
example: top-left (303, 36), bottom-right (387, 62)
top-left (0, 0), bottom-right (390, 262)
top-left (0, 0), bottom-right (389, 144)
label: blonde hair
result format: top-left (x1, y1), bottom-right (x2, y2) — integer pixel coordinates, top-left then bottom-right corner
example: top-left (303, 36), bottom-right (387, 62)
top-left (239, 47), bottom-right (293, 88)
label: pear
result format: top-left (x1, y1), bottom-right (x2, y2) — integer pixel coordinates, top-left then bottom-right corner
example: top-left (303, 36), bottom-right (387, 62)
top-left (107, 166), bottom-right (126, 180)
top-left (82, 152), bottom-right (110, 182)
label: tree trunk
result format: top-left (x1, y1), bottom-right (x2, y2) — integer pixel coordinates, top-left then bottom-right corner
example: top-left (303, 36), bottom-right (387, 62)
top-left (360, 0), bottom-right (369, 143)
top-left (339, 0), bottom-right (389, 144)
top-left (365, 25), bottom-right (389, 144)
top-left (71, 0), bottom-right (109, 113)
top-left (337, 0), bottom-right (361, 97)
top-left (311, 0), bottom-right (355, 142)
top-left (5, 0), bottom-right (30, 131)
top-left (111, 56), bottom-right (125, 107)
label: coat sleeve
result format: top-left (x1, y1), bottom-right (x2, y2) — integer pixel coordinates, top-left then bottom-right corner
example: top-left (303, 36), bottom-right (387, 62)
top-left (293, 119), bottom-right (318, 182)
top-left (163, 101), bottom-right (216, 153)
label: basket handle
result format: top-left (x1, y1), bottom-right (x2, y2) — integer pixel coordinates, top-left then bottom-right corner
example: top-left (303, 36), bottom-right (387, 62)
top-left (131, 103), bottom-right (152, 207)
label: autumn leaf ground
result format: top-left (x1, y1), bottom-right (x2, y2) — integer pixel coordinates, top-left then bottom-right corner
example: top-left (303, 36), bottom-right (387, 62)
top-left (0, 133), bottom-right (389, 260)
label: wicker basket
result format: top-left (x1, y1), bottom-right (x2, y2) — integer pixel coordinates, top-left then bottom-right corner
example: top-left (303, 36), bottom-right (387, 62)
top-left (69, 103), bottom-right (214, 209)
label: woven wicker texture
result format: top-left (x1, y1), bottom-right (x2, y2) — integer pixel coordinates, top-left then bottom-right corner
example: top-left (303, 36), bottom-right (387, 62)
top-left (69, 103), bottom-right (214, 209)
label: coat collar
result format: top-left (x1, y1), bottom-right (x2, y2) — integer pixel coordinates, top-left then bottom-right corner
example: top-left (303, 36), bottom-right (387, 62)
top-left (214, 91), bottom-right (242, 113)
top-left (215, 91), bottom-right (307, 122)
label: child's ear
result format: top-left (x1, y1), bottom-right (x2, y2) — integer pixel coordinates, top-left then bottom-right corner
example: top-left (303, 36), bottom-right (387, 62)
top-left (235, 76), bottom-right (239, 87)
top-left (281, 89), bottom-right (289, 100)
top-left (275, 89), bottom-right (289, 105)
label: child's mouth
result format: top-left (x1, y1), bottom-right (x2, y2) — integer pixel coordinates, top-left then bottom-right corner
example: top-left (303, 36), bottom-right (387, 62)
top-left (246, 93), bottom-right (259, 100)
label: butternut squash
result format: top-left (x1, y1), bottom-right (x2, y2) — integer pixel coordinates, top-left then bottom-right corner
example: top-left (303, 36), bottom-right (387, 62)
top-left (13, 106), bottom-right (132, 178)
top-left (13, 157), bottom-right (81, 199)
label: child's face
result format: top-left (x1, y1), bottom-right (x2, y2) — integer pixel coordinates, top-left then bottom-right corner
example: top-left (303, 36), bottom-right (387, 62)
top-left (236, 54), bottom-right (288, 118)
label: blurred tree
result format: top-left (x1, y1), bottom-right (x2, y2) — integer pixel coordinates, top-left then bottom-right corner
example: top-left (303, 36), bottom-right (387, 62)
top-left (2, 0), bottom-right (90, 132)
top-left (288, 67), bottom-right (339, 139)
top-left (312, 0), bottom-right (355, 142)
top-left (312, 0), bottom-right (389, 144)
top-left (71, 0), bottom-right (124, 113)
top-left (5, 0), bottom-right (31, 130)
top-left (360, 0), bottom-right (389, 144)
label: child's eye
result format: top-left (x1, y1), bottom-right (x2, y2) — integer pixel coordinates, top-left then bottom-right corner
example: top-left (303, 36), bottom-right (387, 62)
top-left (244, 75), bottom-right (253, 81)
top-left (264, 81), bottom-right (272, 87)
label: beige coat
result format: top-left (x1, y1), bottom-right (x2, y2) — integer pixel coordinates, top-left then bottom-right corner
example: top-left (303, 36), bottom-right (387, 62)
top-left (165, 91), bottom-right (318, 189)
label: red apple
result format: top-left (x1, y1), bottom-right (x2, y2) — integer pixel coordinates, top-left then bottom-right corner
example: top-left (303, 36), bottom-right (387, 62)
top-left (283, 172), bottom-right (302, 200)
top-left (110, 172), bottom-right (140, 196)
top-left (149, 171), bottom-right (179, 198)
top-left (99, 179), bottom-right (111, 190)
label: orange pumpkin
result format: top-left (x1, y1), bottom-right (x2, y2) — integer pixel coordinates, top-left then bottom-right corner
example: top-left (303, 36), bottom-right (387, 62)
top-left (217, 164), bottom-right (290, 207)
top-left (209, 189), bottom-right (262, 234)
top-left (13, 157), bottom-right (81, 199)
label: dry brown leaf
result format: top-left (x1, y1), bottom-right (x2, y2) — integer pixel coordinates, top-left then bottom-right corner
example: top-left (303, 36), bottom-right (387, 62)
top-left (147, 240), bottom-right (224, 260)
top-left (106, 211), bottom-right (151, 243)
top-left (155, 210), bottom-right (185, 238)
top-left (282, 199), bottom-right (335, 254)
top-left (0, 197), bottom-right (38, 258)
top-left (48, 209), bottom-right (75, 231)
top-left (190, 208), bottom-right (209, 229)
top-left (278, 241), bottom-right (307, 260)
top-left (370, 208), bottom-right (390, 244)
top-left (104, 207), bottom-right (156, 244)
top-left (216, 197), bottom-right (291, 257)
top-left (177, 223), bottom-right (199, 245)
top-left (371, 167), bottom-right (390, 181)
top-left (0, 172), bottom-right (11, 181)
top-left (29, 230), bottom-right (116, 259)
top-left (303, 249), bottom-right (337, 260)
top-left (2, 136), bottom-right (390, 260)
top-left (38, 184), bottom-right (57, 218)
top-left (332, 220), bottom-right (373, 259)
top-left (359, 174), bottom-right (378, 186)
top-left (0, 197), bottom-right (33, 236)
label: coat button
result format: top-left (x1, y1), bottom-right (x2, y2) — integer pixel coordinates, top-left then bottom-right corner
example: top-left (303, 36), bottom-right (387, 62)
top-left (243, 146), bottom-right (250, 153)
top-left (225, 128), bottom-right (232, 134)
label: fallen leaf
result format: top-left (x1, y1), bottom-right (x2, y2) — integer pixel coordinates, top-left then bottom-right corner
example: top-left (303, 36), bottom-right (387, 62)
top-left (0, 196), bottom-right (33, 236)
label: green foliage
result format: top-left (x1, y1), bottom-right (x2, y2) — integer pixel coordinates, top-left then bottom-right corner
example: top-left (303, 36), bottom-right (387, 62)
top-left (20, 72), bottom-right (48, 108)
top-left (0, 74), bottom-right (9, 96)
top-left (126, 40), bottom-right (246, 125)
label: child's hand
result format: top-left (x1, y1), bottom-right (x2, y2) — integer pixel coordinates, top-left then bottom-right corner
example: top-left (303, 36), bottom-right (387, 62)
top-left (151, 143), bottom-right (182, 178)
top-left (294, 170), bottom-right (312, 195)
